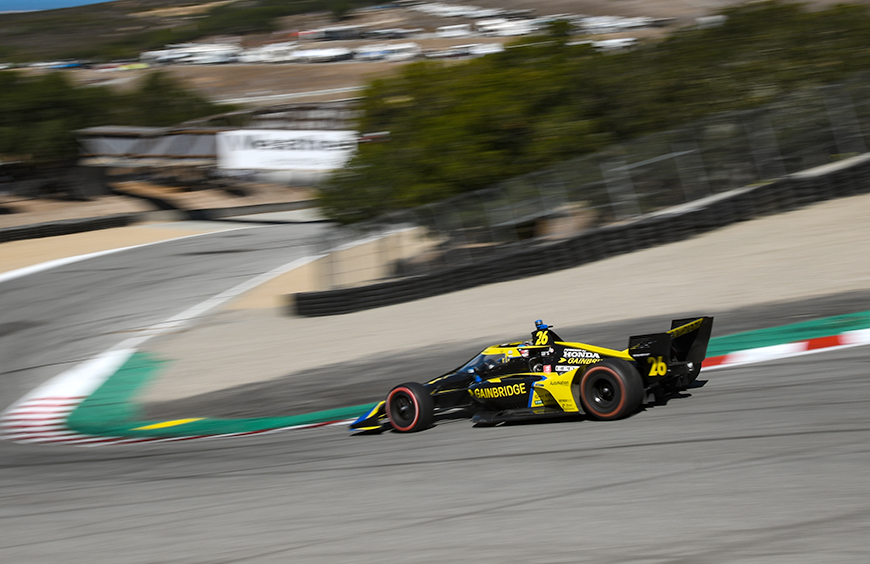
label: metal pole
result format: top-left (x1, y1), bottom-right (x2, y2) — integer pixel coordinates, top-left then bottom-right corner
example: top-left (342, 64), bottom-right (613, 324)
top-left (601, 157), bottom-right (641, 220)
top-left (823, 84), bottom-right (867, 157)
top-left (743, 111), bottom-right (785, 181)
top-left (672, 141), bottom-right (711, 202)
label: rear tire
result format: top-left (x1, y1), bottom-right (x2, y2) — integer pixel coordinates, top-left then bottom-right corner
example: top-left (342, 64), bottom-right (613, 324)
top-left (386, 382), bottom-right (434, 432)
top-left (579, 360), bottom-right (643, 421)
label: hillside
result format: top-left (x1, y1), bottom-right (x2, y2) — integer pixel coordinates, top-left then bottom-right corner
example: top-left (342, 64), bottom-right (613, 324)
top-left (0, 1), bottom-right (206, 61)
top-left (0, 0), bottom-right (786, 64)
top-left (0, 1), bottom-right (739, 105)
top-left (0, 0), bottom-right (367, 62)
top-left (7, 0), bottom-right (870, 106)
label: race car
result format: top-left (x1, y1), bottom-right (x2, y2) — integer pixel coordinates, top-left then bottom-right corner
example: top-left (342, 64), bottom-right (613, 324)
top-left (350, 316), bottom-right (714, 433)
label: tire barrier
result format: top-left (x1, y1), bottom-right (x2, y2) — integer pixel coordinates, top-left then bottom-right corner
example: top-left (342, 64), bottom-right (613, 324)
top-left (186, 200), bottom-right (316, 221)
top-left (0, 213), bottom-right (136, 244)
top-left (293, 154), bottom-right (870, 317)
top-left (0, 199), bottom-right (320, 245)
top-left (110, 182), bottom-right (318, 222)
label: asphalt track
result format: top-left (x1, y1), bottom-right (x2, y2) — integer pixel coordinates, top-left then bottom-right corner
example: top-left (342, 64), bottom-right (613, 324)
top-left (0, 221), bottom-right (329, 414)
top-left (144, 290), bottom-right (870, 419)
top-left (2, 207), bottom-right (870, 561)
top-left (1, 343), bottom-right (868, 563)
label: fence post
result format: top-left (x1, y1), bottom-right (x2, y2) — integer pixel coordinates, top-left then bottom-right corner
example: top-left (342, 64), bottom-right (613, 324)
top-left (320, 230), bottom-right (336, 290)
top-left (601, 157), bottom-right (641, 220)
top-left (744, 111), bottom-right (785, 180)
top-left (823, 84), bottom-right (867, 158)
top-left (672, 141), bottom-right (710, 202)
top-left (532, 170), bottom-right (569, 212)
top-left (485, 186), bottom-right (519, 245)
top-left (405, 208), bottom-right (431, 276)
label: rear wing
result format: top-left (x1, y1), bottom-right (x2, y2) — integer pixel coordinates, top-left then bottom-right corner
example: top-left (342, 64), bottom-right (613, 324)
top-left (627, 317), bottom-right (714, 378)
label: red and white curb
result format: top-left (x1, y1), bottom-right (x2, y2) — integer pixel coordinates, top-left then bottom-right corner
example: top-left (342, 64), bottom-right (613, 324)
top-left (0, 397), bottom-right (85, 443)
top-left (1, 229), bottom-right (418, 446)
top-left (0, 346), bottom-right (352, 447)
top-left (4, 327), bottom-right (870, 447)
top-left (0, 402), bottom-right (352, 447)
top-left (702, 328), bottom-right (870, 370)
top-left (1, 254), bottom-right (328, 447)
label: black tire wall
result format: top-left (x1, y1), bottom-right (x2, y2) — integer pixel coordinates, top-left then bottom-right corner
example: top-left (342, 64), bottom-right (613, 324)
top-left (293, 156), bottom-right (870, 317)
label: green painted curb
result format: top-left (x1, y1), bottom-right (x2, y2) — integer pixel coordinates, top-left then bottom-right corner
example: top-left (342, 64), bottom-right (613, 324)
top-left (67, 352), bottom-right (377, 438)
top-left (706, 310), bottom-right (870, 357)
top-left (66, 310), bottom-right (870, 439)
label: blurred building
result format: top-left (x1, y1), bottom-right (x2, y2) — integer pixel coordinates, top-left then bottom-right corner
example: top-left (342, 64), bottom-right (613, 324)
top-left (76, 102), bottom-right (362, 190)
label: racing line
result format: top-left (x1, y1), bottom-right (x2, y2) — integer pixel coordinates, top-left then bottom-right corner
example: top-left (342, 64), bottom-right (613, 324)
top-left (3, 307), bottom-right (870, 446)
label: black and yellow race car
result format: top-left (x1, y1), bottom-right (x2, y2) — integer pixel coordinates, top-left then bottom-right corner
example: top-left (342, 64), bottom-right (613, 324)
top-left (350, 317), bottom-right (714, 433)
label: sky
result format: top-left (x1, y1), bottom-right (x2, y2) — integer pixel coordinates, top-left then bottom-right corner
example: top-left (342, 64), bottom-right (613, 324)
top-left (0, 0), bottom-right (112, 12)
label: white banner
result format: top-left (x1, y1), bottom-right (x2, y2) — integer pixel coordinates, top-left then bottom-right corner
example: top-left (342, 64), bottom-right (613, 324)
top-left (216, 130), bottom-right (357, 171)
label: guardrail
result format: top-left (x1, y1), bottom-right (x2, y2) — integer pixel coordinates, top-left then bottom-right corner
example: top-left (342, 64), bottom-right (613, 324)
top-left (292, 152), bottom-right (870, 316)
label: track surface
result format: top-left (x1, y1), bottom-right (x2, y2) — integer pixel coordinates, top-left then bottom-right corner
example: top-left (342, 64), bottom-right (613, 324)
top-left (144, 289), bottom-right (870, 418)
top-left (2, 344), bottom-right (868, 563)
top-left (0, 222), bottom-right (329, 413)
top-left (2, 199), bottom-right (870, 562)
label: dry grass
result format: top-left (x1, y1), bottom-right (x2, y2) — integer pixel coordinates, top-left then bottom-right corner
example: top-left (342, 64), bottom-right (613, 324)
top-left (52, 1), bottom-right (867, 105)
top-left (130, 0), bottom-right (238, 19)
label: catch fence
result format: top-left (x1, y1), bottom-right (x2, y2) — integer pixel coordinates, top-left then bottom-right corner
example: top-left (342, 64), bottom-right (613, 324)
top-left (300, 78), bottom-right (870, 308)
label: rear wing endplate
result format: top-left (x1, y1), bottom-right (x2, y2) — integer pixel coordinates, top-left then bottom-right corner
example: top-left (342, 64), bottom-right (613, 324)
top-left (627, 317), bottom-right (714, 378)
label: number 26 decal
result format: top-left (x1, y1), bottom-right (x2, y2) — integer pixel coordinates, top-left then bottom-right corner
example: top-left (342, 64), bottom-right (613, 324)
top-left (647, 356), bottom-right (667, 376)
top-left (535, 331), bottom-right (549, 346)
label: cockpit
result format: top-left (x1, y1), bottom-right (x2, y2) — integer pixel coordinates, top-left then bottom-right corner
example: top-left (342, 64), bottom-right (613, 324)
top-left (457, 353), bottom-right (507, 375)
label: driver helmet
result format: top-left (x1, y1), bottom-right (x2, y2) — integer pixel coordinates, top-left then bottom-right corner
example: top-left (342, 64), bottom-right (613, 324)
top-left (481, 355), bottom-right (506, 373)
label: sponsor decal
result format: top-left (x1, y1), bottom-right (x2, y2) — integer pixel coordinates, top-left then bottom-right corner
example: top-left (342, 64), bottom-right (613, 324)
top-left (520, 349), bottom-right (529, 358)
top-left (543, 365), bottom-right (552, 373)
top-left (630, 337), bottom-right (654, 352)
top-left (559, 357), bottom-right (601, 365)
top-left (554, 365), bottom-right (575, 373)
top-left (221, 134), bottom-right (356, 152)
top-left (670, 318), bottom-right (704, 338)
top-left (560, 348), bottom-right (602, 366)
top-left (563, 348), bottom-right (601, 359)
top-left (471, 383), bottom-right (527, 400)
top-left (216, 130), bottom-right (358, 171)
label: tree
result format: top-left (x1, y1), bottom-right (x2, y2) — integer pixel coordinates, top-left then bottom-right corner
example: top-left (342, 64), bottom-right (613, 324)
top-left (321, 2), bottom-right (870, 222)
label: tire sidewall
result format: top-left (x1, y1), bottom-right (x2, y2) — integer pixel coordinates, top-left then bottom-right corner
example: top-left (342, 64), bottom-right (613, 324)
top-left (578, 360), bottom-right (642, 420)
top-left (387, 386), bottom-right (421, 432)
top-left (581, 365), bottom-right (625, 419)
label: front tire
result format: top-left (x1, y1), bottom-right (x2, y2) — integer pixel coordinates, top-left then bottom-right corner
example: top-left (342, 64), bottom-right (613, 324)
top-left (578, 360), bottom-right (643, 421)
top-left (386, 382), bottom-right (434, 432)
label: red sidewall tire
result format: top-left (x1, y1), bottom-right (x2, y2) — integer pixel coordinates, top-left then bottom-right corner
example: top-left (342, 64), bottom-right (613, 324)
top-left (579, 360), bottom-right (643, 421)
top-left (386, 382), bottom-right (434, 432)
top-left (387, 387), bottom-right (420, 432)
